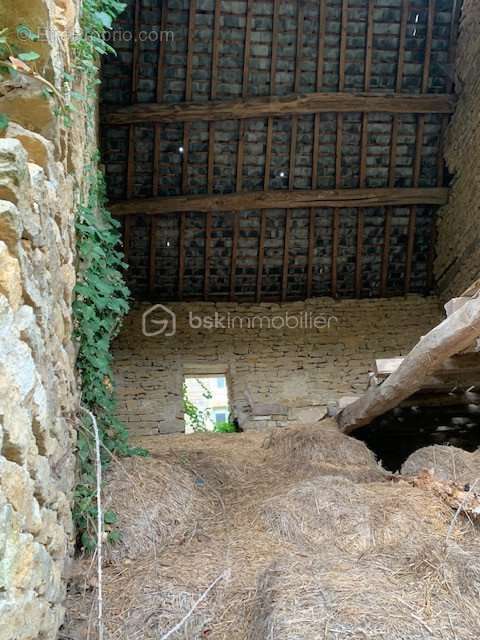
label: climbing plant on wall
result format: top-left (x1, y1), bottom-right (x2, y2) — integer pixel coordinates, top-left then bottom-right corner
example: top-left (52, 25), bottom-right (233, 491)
top-left (71, 0), bottom-right (145, 551)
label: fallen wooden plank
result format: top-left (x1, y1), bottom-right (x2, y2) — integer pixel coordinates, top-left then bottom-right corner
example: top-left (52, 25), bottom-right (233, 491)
top-left (445, 297), bottom-right (471, 316)
top-left (375, 352), bottom-right (480, 376)
top-left (337, 297), bottom-right (480, 433)
top-left (460, 278), bottom-right (480, 298)
top-left (110, 187), bottom-right (449, 216)
top-left (103, 92), bottom-right (456, 125)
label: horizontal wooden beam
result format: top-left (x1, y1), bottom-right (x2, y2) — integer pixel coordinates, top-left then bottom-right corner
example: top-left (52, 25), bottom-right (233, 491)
top-left (103, 92), bottom-right (455, 125)
top-left (110, 187), bottom-right (449, 216)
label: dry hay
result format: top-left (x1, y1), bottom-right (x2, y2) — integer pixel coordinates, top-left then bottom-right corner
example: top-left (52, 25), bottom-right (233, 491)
top-left (100, 455), bottom-right (220, 563)
top-left (260, 476), bottom-right (455, 553)
top-left (63, 421), bottom-right (480, 640)
top-left (250, 543), bottom-right (480, 640)
top-left (263, 421), bottom-right (387, 482)
top-left (401, 444), bottom-right (480, 485)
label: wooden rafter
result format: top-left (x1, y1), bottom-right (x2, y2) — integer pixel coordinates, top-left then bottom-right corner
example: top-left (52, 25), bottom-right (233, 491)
top-left (230, 212), bottom-right (240, 300)
top-left (332, 0), bottom-right (349, 298)
top-left (182, 0), bottom-right (197, 194)
top-left (111, 188), bottom-right (449, 216)
top-left (335, 0), bottom-right (348, 187)
top-left (208, 0), bottom-right (222, 193)
top-left (256, 211), bottom-right (267, 302)
top-left (358, 0), bottom-right (374, 189)
top-left (356, 0), bottom-right (375, 297)
top-left (404, 0), bottom-right (436, 294)
top-left (312, 0), bottom-right (327, 192)
top-left (289, 0), bottom-right (305, 191)
top-left (204, 211), bottom-right (212, 299)
top-left (110, 0), bottom-right (457, 304)
top-left (331, 210), bottom-right (340, 297)
top-left (178, 212), bottom-right (186, 300)
top-left (148, 217), bottom-right (157, 295)
top-left (404, 206), bottom-right (417, 293)
top-left (282, 210), bottom-right (292, 301)
top-left (236, 0), bottom-right (254, 192)
top-left (153, 0), bottom-right (168, 197)
top-left (264, 0), bottom-right (280, 191)
top-left (413, 8), bottom-right (435, 206)
top-left (104, 93), bottom-right (455, 125)
top-left (149, 2), bottom-right (169, 293)
top-left (380, 208), bottom-right (392, 296)
top-left (427, 214), bottom-right (437, 291)
top-left (126, 0), bottom-right (141, 198)
top-left (123, 0), bottom-right (141, 262)
top-left (383, 0), bottom-right (408, 297)
top-left (355, 209), bottom-right (364, 297)
top-left (306, 208), bottom-right (315, 298)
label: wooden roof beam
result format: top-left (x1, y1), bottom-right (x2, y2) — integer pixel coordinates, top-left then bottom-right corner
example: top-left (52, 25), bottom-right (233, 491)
top-left (104, 92), bottom-right (455, 125)
top-left (111, 187), bottom-right (449, 216)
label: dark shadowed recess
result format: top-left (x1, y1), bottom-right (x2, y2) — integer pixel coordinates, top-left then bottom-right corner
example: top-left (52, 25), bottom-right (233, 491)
top-left (352, 404), bottom-right (480, 471)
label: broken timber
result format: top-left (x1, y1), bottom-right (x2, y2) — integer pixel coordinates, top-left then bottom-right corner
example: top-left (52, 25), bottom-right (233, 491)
top-left (337, 296), bottom-right (480, 434)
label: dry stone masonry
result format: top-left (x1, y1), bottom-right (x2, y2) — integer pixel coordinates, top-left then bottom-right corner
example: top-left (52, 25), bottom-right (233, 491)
top-left (114, 296), bottom-right (442, 436)
top-left (435, 0), bottom-right (480, 299)
top-left (0, 1), bottom-right (83, 638)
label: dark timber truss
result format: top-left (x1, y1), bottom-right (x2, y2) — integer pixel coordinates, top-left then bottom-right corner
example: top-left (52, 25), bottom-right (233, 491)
top-left (101, 0), bottom-right (461, 302)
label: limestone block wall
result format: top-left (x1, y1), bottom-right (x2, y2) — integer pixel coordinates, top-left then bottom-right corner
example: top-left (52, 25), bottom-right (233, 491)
top-left (114, 296), bottom-right (443, 436)
top-left (0, 1), bottom-right (83, 638)
top-left (435, 0), bottom-right (480, 299)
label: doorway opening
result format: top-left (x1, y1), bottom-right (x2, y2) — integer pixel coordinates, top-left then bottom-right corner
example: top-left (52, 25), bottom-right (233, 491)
top-left (183, 374), bottom-right (233, 433)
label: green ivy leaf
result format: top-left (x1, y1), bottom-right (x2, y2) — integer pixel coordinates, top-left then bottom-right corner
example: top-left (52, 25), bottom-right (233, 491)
top-left (18, 51), bottom-right (40, 62)
top-left (16, 25), bottom-right (39, 41)
top-left (0, 113), bottom-right (9, 131)
top-left (94, 11), bottom-right (113, 29)
top-left (104, 511), bottom-right (118, 525)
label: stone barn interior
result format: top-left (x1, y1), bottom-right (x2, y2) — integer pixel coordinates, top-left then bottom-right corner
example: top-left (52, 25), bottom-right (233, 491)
top-left (2, 0), bottom-right (480, 638)
top-left (100, 0), bottom-right (480, 460)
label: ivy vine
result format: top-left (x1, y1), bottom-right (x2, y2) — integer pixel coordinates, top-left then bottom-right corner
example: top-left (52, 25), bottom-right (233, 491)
top-left (73, 162), bottom-right (138, 550)
top-left (71, 0), bottom-right (146, 551)
top-left (2, 0), bottom-right (141, 551)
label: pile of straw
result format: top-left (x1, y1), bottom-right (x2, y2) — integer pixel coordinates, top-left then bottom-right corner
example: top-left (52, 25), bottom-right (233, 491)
top-left (101, 455), bottom-right (220, 563)
top-left (63, 421), bottom-right (480, 640)
top-left (401, 444), bottom-right (480, 484)
top-left (261, 475), bottom-right (453, 553)
top-left (250, 542), bottom-right (480, 640)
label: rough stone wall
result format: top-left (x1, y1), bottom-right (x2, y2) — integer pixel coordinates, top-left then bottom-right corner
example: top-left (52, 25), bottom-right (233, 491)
top-left (435, 0), bottom-right (480, 299)
top-left (114, 296), bottom-right (442, 436)
top-left (0, 1), bottom-right (83, 638)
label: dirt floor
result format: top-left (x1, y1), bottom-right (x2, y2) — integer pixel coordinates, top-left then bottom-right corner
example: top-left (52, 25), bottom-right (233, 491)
top-left (63, 420), bottom-right (480, 640)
